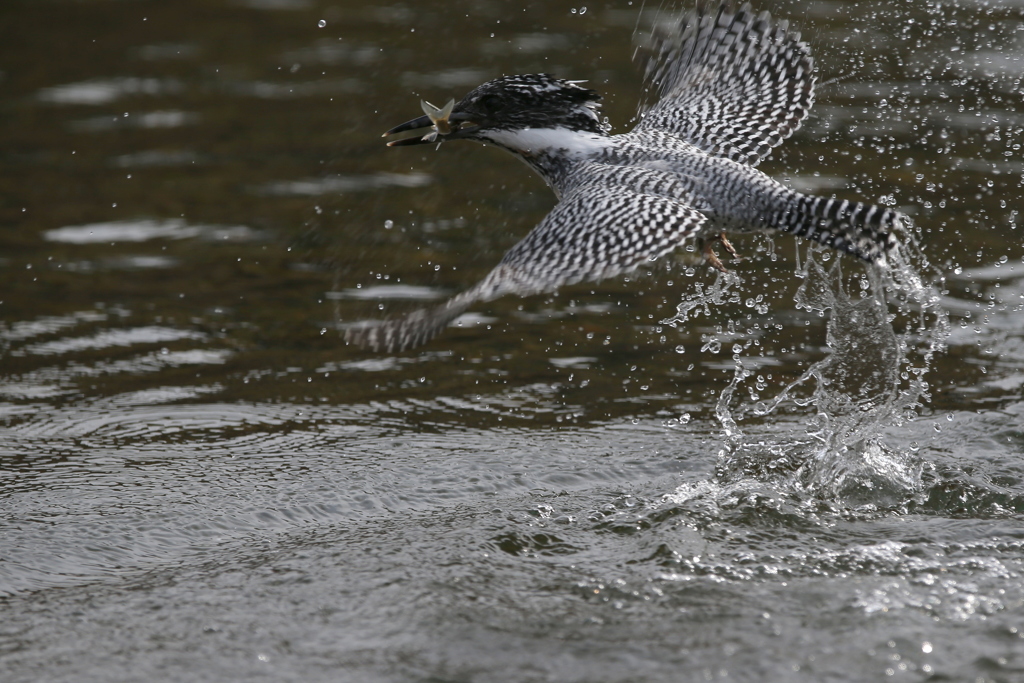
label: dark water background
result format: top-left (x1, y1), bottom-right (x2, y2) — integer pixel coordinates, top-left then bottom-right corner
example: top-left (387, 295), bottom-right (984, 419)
top-left (2, 0), bottom-right (1024, 681)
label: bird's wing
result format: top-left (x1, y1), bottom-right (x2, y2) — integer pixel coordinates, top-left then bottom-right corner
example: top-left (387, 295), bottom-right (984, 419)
top-left (634, 2), bottom-right (814, 166)
top-left (345, 182), bottom-right (707, 352)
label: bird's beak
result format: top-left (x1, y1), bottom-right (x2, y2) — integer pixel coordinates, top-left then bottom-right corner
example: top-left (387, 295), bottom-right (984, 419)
top-left (382, 98), bottom-right (480, 147)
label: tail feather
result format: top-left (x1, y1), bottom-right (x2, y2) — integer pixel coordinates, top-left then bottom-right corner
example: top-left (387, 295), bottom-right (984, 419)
top-left (776, 194), bottom-right (901, 264)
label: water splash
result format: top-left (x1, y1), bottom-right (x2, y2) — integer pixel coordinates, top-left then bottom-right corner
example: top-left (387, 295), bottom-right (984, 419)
top-left (665, 225), bottom-right (950, 509)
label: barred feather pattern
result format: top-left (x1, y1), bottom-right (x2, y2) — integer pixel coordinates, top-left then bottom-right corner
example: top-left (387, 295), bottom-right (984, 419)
top-left (777, 195), bottom-right (901, 264)
top-left (348, 3), bottom-right (904, 352)
top-left (345, 180), bottom-right (706, 352)
top-left (636, 2), bottom-right (815, 166)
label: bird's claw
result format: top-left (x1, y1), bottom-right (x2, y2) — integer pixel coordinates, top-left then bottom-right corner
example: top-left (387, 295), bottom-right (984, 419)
top-left (702, 233), bottom-right (741, 273)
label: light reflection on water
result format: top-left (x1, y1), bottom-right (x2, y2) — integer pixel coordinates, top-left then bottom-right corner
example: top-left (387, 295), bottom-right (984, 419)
top-left (1, 0), bottom-right (1024, 681)
top-left (43, 219), bottom-right (261, 244)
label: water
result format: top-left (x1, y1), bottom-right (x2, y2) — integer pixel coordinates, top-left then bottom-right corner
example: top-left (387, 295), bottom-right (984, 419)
top-left (2, 0), bottom-right (1024, 681)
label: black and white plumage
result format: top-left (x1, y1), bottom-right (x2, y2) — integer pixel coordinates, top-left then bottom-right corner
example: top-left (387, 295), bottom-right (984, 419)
top-left (347, 2), bottom-right (903, 352)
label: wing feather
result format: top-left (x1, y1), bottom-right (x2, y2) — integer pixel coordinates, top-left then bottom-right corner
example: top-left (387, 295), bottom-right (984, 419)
top-left (345, 182), bottom-right (706, 352)
top-left (635, 2), bottom-right (814, 166)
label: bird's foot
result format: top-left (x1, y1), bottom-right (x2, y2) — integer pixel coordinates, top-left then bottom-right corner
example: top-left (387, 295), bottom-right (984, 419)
top-left (701, 233), bottom-right (741, 273)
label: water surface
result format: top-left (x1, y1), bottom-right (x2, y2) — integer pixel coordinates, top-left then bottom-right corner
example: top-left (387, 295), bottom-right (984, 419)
top-left (2, 0), bottom-right (1024, 681)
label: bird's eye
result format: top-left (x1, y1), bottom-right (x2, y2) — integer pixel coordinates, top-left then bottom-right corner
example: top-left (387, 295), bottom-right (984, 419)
top-left (477, 94), bottom-right (502, 112)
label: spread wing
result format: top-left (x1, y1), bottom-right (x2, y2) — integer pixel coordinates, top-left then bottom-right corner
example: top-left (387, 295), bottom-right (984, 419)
top-left (634, 2), bottom-right (815, 166)
top-left (345, 182), bottom-right (707, 352)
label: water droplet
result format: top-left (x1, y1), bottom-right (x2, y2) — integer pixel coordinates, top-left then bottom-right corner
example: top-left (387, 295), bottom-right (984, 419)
top-left (675, 344), bottom-right (685, 354)
top-left (384, 219), bottom-right (394, 229)
top-left (318, 19), bottom-right (326, 27)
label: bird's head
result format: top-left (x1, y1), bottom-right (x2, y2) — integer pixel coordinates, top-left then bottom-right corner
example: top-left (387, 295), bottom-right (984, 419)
top-left (383, 74), bottom-right (605, 148)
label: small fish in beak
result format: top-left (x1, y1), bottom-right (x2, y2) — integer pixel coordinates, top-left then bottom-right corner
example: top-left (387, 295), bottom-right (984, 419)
top-left (382, 97), bottom-right (479, 147)
top-left (420, 98), bottom-right (455, 136)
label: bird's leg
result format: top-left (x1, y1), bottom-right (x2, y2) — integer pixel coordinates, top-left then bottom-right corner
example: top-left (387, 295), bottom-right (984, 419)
top-left (718, 233), bottom-right (739, 260)
top-left (701, 233), bottom-right (741, 273)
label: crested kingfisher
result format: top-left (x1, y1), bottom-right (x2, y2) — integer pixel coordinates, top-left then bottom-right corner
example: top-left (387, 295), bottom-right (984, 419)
top-left (347, 2), bottom-right (903, 352)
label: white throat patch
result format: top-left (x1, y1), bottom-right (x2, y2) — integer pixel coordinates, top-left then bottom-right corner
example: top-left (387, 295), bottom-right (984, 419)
top-left (480, 127), bottom-right (611, 158)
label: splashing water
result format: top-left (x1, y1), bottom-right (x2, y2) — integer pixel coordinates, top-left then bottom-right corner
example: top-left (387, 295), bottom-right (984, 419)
top-left (663, 224), bottom-right (950, 510)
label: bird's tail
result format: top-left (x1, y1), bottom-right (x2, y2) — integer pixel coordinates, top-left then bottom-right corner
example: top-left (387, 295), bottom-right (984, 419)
top-left (774, 194), bottom-right (902, 265)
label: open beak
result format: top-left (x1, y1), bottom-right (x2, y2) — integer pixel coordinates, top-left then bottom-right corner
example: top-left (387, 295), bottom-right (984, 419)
top-left (382, 98), bottom-right (480, 147)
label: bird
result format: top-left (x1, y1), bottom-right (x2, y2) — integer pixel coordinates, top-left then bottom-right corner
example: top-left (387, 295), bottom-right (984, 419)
top-left (345, 2), bottom-right (903, 352)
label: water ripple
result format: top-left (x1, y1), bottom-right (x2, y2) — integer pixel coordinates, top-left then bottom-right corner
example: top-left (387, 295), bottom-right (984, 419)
top-left (257, 172), bottom-right (432, 196)
top-left (42, 219), bottom-right (260, 244)
top-left (15, 326), bottom-right (206, 356)
top-left (37, 77), bottom-right (183, 105)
